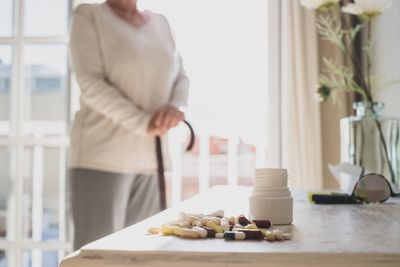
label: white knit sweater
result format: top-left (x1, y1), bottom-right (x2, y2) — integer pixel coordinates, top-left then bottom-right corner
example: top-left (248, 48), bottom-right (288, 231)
top-left (69, 3), bottom-right (189, 174)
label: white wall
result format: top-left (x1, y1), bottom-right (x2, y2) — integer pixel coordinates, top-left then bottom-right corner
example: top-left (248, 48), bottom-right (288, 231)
top-left (373, 1), bottom-right (400, 119)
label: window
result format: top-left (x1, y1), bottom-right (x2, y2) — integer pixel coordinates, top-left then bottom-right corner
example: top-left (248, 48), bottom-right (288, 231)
top-left (1, 1), bottom-right (278, 266)
top-left (140, 0), bottom-right (270, 204)
top-left (0, 0), bottom-right (13, 37)
top-left (0, 46), bottom-right (12, 120)
top-left (0, 1), bottom-right (71, 267)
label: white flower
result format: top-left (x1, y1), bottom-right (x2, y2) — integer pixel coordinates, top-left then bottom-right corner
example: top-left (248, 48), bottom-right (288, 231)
top-left (300, 0), bottom-right (340, 10)
top-left (342, 0), bottom-right (392, 19)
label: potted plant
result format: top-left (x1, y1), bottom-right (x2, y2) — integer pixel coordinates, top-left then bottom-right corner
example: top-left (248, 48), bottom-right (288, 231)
top-left (301, 0), bottom-right (400, 187)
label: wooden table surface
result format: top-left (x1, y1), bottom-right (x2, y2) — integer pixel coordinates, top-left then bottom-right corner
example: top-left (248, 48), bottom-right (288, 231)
top-left (60, 186), bottom-right (400, 267)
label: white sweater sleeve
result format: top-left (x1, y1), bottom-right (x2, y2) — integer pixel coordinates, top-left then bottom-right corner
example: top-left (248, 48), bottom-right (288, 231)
top-left (169, 55), bottom-right (190, 108)
top-left (69, 5), bottom-right (151, 135)
top-left (160, 15), bottom-right (189, 108)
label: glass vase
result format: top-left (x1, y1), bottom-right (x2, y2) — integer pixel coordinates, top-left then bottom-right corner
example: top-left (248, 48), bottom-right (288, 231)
top-left (340, 102), bottom-right (400, 188)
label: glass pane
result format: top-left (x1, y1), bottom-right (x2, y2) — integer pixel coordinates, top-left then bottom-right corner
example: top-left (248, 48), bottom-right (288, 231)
top-left (0, 45), bottom-right (12, 137)
top-left (23, 148), bottom-right (33, 239)
top-left (25, 0), bottom-right (68, 36)
top-left (43, 148), bottom-right (62, 241)
top-left (22, 250), bottom-right (60, 267)
top-left (23, 148), bottom-right (65, 241)
top-left (0, 250), bottom-right (10, 267)
top-left (0, 147), bottom-right (13, 240)
top-left (238, 142), bottom-right (256, 186)
top-left (179, 132), bottom-right (198, 201)
top-left (24, 45), bottom-right (67, 136)
top-left (21, 250), bottom-right (31, 267)
top-left (182, 143), bottom-right (199, 201)
top-left (0, 0), bottom-right (13, 36)
top-left (209, 135), bottom-right (228, 187)
top-left (42, 251), bottom-right (59, 267)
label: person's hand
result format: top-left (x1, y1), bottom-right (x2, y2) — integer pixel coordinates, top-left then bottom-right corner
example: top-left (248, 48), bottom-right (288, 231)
top-left (148, 105), bottom-right (184, 136)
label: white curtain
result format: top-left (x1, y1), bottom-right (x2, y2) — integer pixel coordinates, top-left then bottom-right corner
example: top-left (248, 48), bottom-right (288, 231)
top-left (280, 0), bottom-right (323, 189)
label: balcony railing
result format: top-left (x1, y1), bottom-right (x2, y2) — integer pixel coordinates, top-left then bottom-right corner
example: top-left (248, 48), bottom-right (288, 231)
top-left (0, 111), bottom-right (263, 266)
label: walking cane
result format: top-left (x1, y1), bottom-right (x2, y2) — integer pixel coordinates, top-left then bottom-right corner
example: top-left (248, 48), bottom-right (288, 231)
top-left (155, 120), bottom-right (195, 210)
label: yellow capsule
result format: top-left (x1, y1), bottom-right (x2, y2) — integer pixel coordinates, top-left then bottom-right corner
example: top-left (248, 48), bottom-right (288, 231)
top-left (186, 216), bottom-right (201, 224)
top-left (207, 221), bottom-right (224, 233)
top-left (161, 226), bottom-right (180, 236)
top-left (245, 224), bottom-right (258, 230)
top-left (173, 227), bottom-right (182, 235)
top-left (147, 227), bottom-right (160, 235)
top-left (178, 228), bottom-right (201, 239)
top-left (201, 217), bottom-right (220, 226)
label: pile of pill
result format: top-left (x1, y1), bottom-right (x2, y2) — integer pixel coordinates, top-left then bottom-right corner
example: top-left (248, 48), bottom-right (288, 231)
top-left (147, 210), bottom-right (292, 242)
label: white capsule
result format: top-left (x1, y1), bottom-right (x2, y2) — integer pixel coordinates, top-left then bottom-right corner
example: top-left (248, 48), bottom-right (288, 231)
top-left (186, 216), bottom-right (201, 224)
top-left (224, 231), bottom-right (246, 240)
top-left (283, 233), bottom-right (292, 240)
top-left (192, 227), bottom-right (208, 238)
top-left (179, 212), bottom-right (187, 220)
top-left (201, 217), bottom-right (220, 226)
top-left (215, 233), bottom-right (224, 239)
top-left (220, 217), bottom-right (231, 232)
top-left (180, 212), bottom-right (204, 220)
top-left (163, 220), bottom-right (181, 227)
top-left (208, 210), bottom-right (224, 218)
top-left (265, 230), bottom-right (275, 241)
top-left (273, 230), bottom-right (284, 241)
top-left (178, 221), bottom-right (191, 228)
top-left (235, 232), bottom-right (246, 240)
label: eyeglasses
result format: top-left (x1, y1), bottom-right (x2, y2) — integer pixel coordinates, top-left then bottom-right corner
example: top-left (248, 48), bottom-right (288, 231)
top-left (352, 173), bottom-right (399, 203)
top-left (311, 173), bottom-right (400, 204)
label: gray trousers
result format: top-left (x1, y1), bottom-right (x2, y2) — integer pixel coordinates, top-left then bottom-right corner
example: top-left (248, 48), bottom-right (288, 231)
top-left (69, 168), bottom-right (161, 251)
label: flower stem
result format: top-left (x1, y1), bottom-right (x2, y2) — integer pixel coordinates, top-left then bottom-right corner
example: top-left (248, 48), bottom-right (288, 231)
top-left (338, 12), bottom-right (372, 101)
top-left (366, 20), bottom-right (372, 96)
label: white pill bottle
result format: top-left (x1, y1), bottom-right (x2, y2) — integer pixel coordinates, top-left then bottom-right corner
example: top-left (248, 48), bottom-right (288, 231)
top-left (249, 168), bottom-right (293, 225)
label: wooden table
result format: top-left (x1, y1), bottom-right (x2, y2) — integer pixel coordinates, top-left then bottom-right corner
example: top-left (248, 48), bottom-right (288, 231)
top-left (60, 186), bottom-right (400, 267)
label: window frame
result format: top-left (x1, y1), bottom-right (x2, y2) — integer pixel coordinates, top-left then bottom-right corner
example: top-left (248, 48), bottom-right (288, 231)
top-left (266, 0), bottom-right (282, 167)
top-left (0, 1), bottom-right (73, 267)
top-left (0, 1), bottom-right (283, 266)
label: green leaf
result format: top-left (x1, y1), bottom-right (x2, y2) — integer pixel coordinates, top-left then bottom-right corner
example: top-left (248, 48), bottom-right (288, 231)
top-left (318, 57), bottom-right (369, 101)
top-left (316, 14), bottom-right (345, 49)
top-left (348, 24), bottom-right (363, 40)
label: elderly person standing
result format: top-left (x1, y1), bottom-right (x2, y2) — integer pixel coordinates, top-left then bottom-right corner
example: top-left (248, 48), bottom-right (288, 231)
top-left (69, 0), bottom-right (189, 250)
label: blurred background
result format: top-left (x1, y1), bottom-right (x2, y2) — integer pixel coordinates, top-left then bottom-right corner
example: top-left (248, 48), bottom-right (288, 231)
top-left (0, 0), bottom-right (269, 266)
